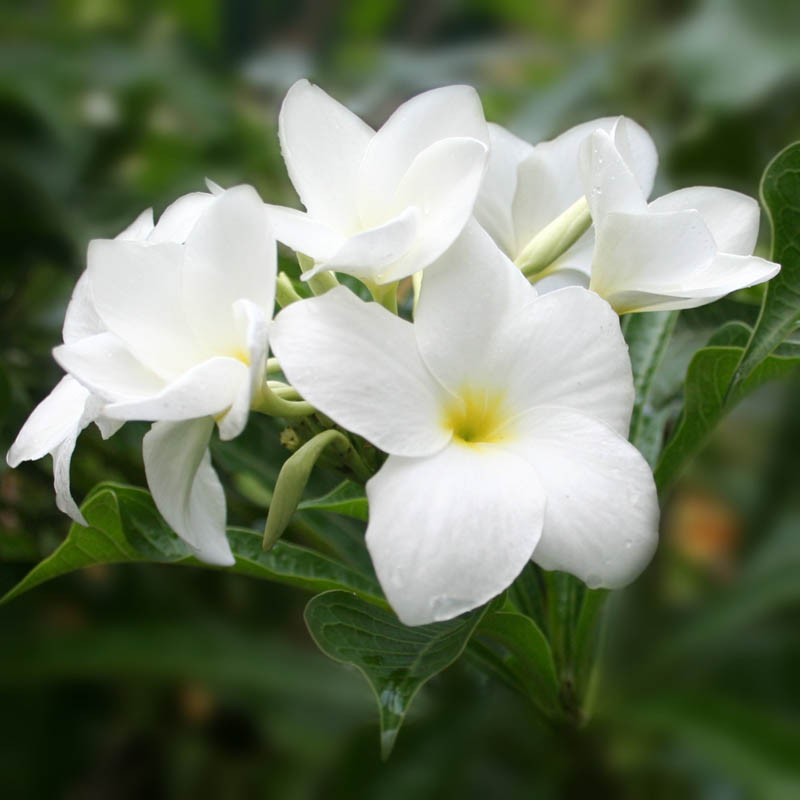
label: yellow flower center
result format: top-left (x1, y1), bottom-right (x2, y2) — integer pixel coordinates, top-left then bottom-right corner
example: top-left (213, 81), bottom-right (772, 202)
top-left (442, 387), bottom-right (514, 447)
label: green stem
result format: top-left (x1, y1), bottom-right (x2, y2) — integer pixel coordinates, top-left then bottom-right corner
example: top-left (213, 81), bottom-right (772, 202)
top-left (275, 272), bottom-right (304, 307)
top-left (368, 281), bottom-right (398, 314)
top-left (515, 196), bottom-right (592, 279)
top-left (307, 270), bottom-right (340, 295)
top-left (252, 381), bottom-right (314, 418)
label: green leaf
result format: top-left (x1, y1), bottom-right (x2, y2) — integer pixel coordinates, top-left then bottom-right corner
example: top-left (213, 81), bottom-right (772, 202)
top-left (622, 310), bottom-right (679, 465)
top-left (298, 480), bottom-right (368, 521)
top-left (571, 588), bottom-right (609, 703)
top-left (303, 590), bottom-right (488, 759)
top-left (477, 611), bottom-right (560, 716)
top-left (1, 483), bottom-right (384, 607)
top-left (654, 322), bottom-right (800, 490)
top-left (731, 141), bottom-right (800, 389)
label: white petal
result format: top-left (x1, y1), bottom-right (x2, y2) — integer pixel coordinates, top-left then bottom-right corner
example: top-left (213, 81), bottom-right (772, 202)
top-left (512, 116), bottom-right (656, 254)
top-left (87, 239), bottom-right (202, 378)
top-left (7, 375), bottom-right (105, 527)
top-left (604, 254), bottom-right (780, 313)
top-left (54, 332), bottom-right (166, 401)
top-left (547, 227), bottom-right (595, 276)
top-left (414, 220), bottom-right (535, 394)
top-left (7, 376), bottom-right (91, 467)
top-left (375, 136), bottom-right (489, 283)
top-left (96, 416), bottom-right (124, 440)
top-left (533, 268), bottom-right (590, 294)
top-left (278, 79), bottom-right (374, 232)
top-left (474, 123), bottom-right (533, 256)
top-left (149, 192), bottom-right (215, 244)
top-left (311, 207), bottom-right (420, 281)
top-left (116, 207), bottom-right (155, 241)
top-left (614, 118), bottom-right (658, 195)
top-left (183, 185), bottom-right (276, 354)
top-left (103, 357), bottom-right (248, 422)
top-left (143, 418), bottom-right (234, 566)
top-left (358, 85), bottom-right (488, 215)
top-left (508, 407), bottom-right (658, 588)
top-left (217, 300), bottom-right (268, 442)
top-left (264, 204), bottom-right (344, 260)
top-left (62, 270), bottom-right (104, 345)
top-left (366, 442), bottom-right (545, 625)
top-left (270, 287), bottom-right (449, 457)
top-left (648, 186), bottom-right (760, 256)
top-left (579, 128), bottom-right (649, 221)
top-left (52, 431), bottom-right (86, 525)
top-left (590, 209), bottom-right (718, 305)
top-left (491, 288), bottom-right (635, 437)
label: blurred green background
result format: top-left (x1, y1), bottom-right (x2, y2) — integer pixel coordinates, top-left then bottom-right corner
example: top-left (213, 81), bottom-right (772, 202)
top-left (2, 1), bottom-right (800, 797)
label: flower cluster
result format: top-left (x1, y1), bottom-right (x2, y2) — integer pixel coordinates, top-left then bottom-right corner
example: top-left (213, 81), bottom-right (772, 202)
top-left (8, 81), bottom-right (779, 625)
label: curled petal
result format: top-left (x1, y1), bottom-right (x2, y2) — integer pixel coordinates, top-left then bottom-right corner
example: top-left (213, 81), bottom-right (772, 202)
top-left (604, 254), bottom-right (780, 313)
top-left (7, 376), bottom-right (91, 468)
top-left (312, 207), bottom-right (420, 281)
top-left (579, 128), bottom-right (649, 221)
top-left (648, 186), bottom-right (760, 256)
top-left (264, 205), bottom-right (344, 261)
top-left (358, 84), bottom-right (489, 215)
top-left (7, 376), bottom-right (105, 526)
top-left (143, 418), bottom-right (233, 566)
top-left (102, 357), bottom-right (249, 422)
top-left (590, 209), bottom-right (717, 303)
top-left (376, 136), bottom-right (489, 283)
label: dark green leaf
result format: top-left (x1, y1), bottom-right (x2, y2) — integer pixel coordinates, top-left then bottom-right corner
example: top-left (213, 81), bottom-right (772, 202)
top-left (654, 323), bottom-right (800, 490)
top-left (731, 141), bottom-right (800, 388)
top-left (571, 588), bottom-right (609, 701)
top-left (621, 310), bottom-right (679, 464)
top-left (0, 483), bottom-right (384, 606)
top-left (304, 590), bottom-right (488, 759)
top-left (298, 480), bottom-right (368, 521)
top-left (477, 611), bottom-right (560, 716)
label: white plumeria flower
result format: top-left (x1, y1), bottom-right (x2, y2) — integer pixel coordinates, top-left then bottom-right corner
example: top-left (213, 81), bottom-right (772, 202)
top-left (474, 116), bottom-right (657, 290)
top-left (580, 127), bottom-right (781, 313)
top-left (270, 221), bottom-right (659, 625)
top-left (6, 190), bottom-right (226, 528)
top-left (266, 79), bottom-right (490, 286)
top-left (6, 207), bottom-right (157, 525)
top-left (46, 185), bottom-right (276, 565)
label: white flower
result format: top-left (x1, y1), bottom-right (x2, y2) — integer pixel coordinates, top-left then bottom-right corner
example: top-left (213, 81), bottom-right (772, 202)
top-left (474, 116), bottom-right (657, 290)
top-left (46, 185), bottom-right (276, 565)
top-left (580, 128), bottom-right (781, 312)
top-left (270, 221), bottom-right (659, 625)
top-left (266, 79), bottom-right (490, 286)
top-left (5, 206), bottom-right (158, 525)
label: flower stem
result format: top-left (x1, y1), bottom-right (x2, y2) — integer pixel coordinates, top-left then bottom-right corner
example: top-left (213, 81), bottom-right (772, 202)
top-left (368, 281), bottom-right (399, 314)
top-left (515, 196), bottom-right (592, 279)
top-left (275, 272), bottom-right (304, 307)
top-left (252, 380), bottom-right (314, 418)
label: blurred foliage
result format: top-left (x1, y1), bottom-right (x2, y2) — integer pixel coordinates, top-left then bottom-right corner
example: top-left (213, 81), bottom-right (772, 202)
top-left (1, 0), bottom-right (800, 797)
